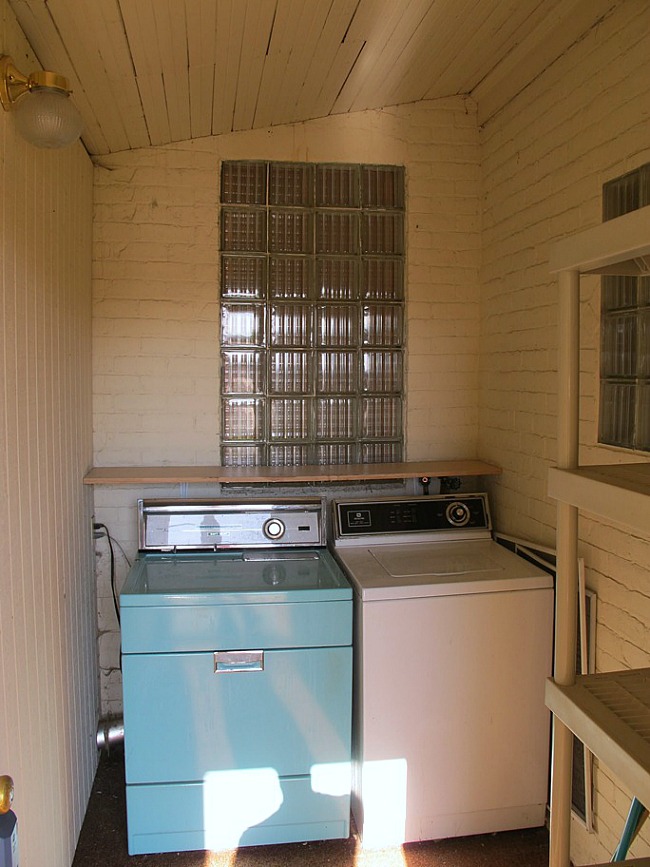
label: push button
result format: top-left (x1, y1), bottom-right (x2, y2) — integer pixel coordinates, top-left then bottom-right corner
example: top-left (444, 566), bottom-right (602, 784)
top-left (263, 518), bottom-right (285, 540)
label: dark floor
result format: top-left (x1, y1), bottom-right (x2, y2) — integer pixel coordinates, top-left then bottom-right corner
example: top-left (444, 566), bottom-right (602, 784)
top-left (72, 748), bottom-right (550, 867)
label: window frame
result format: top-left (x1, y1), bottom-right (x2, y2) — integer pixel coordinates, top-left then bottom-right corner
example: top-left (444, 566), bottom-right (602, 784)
top-left (600, 164), bottom-right (650, 451)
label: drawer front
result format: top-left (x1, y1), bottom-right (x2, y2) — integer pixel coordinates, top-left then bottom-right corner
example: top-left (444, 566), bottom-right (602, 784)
top-left (121, 600), bottom-right (352, 652)
top-left (123, 646), bottom-right (352, 783)
top-left (126, 776), bottom-right (350, 854)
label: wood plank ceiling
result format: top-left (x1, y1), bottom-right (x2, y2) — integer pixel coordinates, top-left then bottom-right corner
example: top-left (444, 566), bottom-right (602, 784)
top-left (7, 0), bottom-right (616, 156)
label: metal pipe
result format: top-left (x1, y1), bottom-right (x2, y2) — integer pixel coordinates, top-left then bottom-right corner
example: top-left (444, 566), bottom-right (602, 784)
top-left (96, 718), bottom-right (124, 751)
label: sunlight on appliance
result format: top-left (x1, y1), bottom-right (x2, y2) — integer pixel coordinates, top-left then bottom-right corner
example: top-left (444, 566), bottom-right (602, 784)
top-left (358, 759), bottom-right (408, 849)
top-left (311, 761), bottom-right (352, 797)
top-left (203, 767), bottom-right (283, 850)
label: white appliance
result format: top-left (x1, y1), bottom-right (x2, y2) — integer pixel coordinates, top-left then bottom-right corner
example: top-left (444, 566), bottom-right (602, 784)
top-left (331, 493), bottom-right (554, 848)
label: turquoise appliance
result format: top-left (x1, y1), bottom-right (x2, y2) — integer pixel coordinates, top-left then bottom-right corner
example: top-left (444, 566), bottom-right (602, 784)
top-left (120, 498), bottom-right (353, 856)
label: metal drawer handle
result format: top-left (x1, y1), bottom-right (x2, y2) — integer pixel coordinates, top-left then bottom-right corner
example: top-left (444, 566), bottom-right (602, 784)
top-left (214, 650), bottom-right (264, 673)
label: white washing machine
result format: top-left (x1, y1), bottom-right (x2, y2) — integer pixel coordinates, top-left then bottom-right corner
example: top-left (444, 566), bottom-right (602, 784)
top-left (331, 493), bottom-right (554, 848)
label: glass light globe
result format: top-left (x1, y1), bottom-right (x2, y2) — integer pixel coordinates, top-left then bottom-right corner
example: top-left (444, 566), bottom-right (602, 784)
top-left (14, 88), bottom-right (83, 149)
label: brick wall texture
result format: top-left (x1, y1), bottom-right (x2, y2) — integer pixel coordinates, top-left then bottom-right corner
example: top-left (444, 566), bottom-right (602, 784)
top-left (92, 97), bottom-right (482, 713)
top-left (480, 4), bottom-right (650, 863)
top-left (92, 4), bottom-right (650, 863)
top-left (93, 99), bottom-right (482, 467)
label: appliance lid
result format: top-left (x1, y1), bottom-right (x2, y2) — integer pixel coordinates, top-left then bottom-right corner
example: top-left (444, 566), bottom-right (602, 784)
top-left (370, 542), bottom-right (505, 577)
top-left (120, 548), bottom-right (352, 606)
top-left (333, 539), bottom-right (554, 601)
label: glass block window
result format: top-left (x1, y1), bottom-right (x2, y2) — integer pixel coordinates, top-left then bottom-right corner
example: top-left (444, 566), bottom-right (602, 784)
top-left (600, 164), bottom-right (650, 451)
top-left (220, 160), bottom-right (405, 467)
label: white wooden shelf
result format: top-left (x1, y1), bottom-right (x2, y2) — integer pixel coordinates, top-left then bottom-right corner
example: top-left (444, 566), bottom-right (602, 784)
top-left (547, 205), bottom-right (650, 867)
top-left (546, 669), bottom-right (650, 808)
top-left (588, 860), bottom-right (650, 866)
top-left (548, 464), bottom-right (650, 534)
top-left (549, 204), bottom-right (650, 275)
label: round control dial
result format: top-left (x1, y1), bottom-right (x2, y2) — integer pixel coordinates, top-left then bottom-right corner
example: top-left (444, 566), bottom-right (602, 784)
top-left (445, 501), bottom-right (471, 527)
top-left (263, 518), bottom-right (286, 540)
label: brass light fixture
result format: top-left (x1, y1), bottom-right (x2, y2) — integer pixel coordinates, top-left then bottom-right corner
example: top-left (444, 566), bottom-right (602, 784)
top-left (0, 54), bottom-right (83, 148)
top-left (0, 775), bottom-right (13, 814)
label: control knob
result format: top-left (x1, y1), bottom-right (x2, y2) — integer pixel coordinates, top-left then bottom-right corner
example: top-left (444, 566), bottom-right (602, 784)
top-left (263, 518), bottom-right (286, 540)
top-left (446, 501), bottom-right (471, 527)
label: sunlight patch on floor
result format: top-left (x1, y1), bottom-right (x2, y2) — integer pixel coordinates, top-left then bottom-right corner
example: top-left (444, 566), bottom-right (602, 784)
top-left (199, 845), bottom-right (410, 867)
top-left (353, 845), bottom-right (409, 867)
top-left (202, 851), bottom-right (237, 867)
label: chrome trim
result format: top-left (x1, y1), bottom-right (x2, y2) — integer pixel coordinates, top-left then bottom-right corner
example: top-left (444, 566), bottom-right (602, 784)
top-left (214, 650), bottom-right (264, 673)
top-left (137, 497), bottom-right (325, 551)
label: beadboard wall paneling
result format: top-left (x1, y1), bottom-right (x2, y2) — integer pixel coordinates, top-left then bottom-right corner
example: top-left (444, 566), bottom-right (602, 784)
top-left (0, 3), bottom-right (97, 865)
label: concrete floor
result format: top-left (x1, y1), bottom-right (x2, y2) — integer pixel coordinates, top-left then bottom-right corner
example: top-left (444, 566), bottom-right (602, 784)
top-left (72, 748), bottom-right (550, 867)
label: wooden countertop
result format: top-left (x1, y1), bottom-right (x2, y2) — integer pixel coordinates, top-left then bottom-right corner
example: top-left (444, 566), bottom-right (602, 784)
top-left (83, 459), bottom-right (501, 486)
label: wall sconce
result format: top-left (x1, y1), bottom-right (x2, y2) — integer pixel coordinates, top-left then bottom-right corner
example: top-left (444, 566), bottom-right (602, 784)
top-left (0, 54), bottom-right (83, 149)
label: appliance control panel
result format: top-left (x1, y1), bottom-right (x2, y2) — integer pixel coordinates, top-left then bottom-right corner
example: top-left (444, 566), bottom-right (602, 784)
top-left (334, 493), bottom-right (491, 539)
top-left (138, 497), bottom-right (325, 550)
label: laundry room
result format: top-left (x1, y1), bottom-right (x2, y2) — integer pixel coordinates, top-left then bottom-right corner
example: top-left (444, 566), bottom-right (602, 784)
top-left (2, 3), bottom-right (650, 867)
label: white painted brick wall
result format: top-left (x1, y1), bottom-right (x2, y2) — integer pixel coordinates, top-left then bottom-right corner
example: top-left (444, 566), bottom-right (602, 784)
top-left (93, 99), bottom-right (481, 470)
top-left (480, 4), bottom-right (650, 863)
top-left (92, 98), bottom-right (483, 710)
